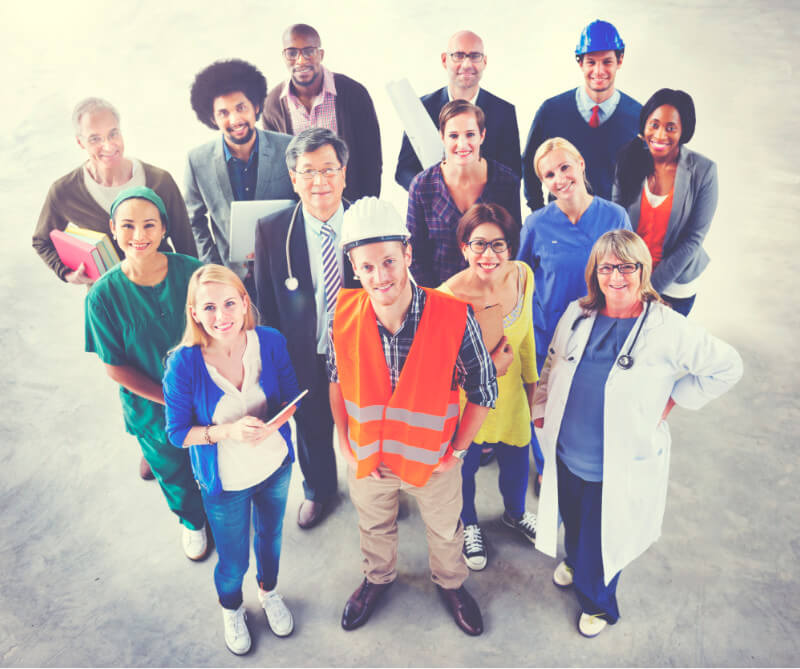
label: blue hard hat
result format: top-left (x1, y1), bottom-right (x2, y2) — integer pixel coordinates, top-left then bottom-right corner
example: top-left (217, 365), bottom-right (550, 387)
top-left (575, 20), bottom-right (625, 55)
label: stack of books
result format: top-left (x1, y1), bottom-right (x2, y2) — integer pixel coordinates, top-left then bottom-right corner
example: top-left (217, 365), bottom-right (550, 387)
top-left (50, 223), bottom-right (121, 280)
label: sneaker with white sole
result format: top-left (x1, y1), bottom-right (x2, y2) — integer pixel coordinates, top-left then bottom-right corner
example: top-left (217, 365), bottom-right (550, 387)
top-left (553, 560), bottom-right (574, 588)
top-left (258, 590), bottom-right (294, 637)
top-left (502, 510), bottom-right (537, 544)
top-left (222, 604), bottom-right (251, 655)
top-left (578, 612), bottom-right (608, 638)
top-left (462, 524), bottom-right (487, 570)
top-left (182, 525), bottom-right (208, 561)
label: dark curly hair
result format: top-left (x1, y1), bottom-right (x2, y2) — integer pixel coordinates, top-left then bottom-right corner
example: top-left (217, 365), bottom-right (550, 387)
top-left (190, 59), bottom-right (267, 130)
top-left (614, 88), bottom-right (696, 207)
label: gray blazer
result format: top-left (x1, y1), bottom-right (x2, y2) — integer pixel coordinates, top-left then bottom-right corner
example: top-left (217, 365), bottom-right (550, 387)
top-left (184, 129), bottom-right (296, 271)
top-left (613, 147), bottom-right (718, 294)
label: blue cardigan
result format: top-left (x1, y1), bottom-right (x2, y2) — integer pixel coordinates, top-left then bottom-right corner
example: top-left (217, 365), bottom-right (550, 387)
top-left (522, 88), bottom-right (641, 211)
top-left (163, 326), bottom-right (300, 496)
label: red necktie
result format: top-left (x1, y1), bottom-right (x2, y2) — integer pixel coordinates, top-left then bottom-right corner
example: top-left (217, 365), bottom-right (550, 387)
top-left (589, 105), bottom-right (600, 128)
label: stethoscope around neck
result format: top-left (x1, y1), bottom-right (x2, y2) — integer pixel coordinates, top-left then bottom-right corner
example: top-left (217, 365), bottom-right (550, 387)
top-left (567, 300), bottom-right (651, 370)
top-left (284, 198), bottom-right (351, 291)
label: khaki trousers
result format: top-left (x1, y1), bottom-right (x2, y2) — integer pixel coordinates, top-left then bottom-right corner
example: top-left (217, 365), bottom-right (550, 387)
top-left (347, 462), bottom-right (468, 590)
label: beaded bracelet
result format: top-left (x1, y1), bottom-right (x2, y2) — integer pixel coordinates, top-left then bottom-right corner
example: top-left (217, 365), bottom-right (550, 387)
top-left (204, 425), bottom-right (212, 444)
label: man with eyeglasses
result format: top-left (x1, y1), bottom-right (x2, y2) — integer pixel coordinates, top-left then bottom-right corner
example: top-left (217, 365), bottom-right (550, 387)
top-left (522, 20), bottom-right (641, 212)
top-left (395, 30), bottom-right (521, 190)
top-left (262, 24), bottom-right (382, 202)
top-left (253, 128), bottom-right (359, 530)
top-left (185, 59), bottom-right (296, 295)
top-left (32, 96), bottom-right (198, 483)
top-left (33, 97), bottom-right (197, 285)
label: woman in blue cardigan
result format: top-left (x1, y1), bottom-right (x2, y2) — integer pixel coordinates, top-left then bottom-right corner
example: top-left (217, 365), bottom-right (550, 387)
top-left (613, 89), bottom-right (718, 316)
top-left (163, 264), bottom-right (300, 656)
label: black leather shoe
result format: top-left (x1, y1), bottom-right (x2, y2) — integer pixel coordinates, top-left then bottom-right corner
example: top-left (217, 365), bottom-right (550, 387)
top-left (436, 584), bottom-right (483, 636)
top-left (341, 578), bottom-right (392, 631)
top-left (139, 456), bottom-right (155, 481)
top-left (297, 499), bottom-right (327, 529)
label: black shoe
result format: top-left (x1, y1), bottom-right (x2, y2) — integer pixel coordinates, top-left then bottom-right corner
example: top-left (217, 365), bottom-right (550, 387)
top-left (341, 578), bottom-right (392, 631)
top-left (297, 499), bottom-right (327, 529)
top-left (436, 584), bottom-right (483, 636)
top-left (479, 447), bottom-right (496, 467)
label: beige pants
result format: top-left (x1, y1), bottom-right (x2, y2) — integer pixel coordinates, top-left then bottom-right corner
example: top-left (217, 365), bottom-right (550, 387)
top-left (347, 462), bottom-right (468, 590)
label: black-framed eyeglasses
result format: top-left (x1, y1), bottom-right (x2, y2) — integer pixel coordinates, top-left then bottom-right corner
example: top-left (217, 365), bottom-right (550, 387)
top-left (466, 238), bottom-right (508, 254)
top-left (293, 166), bottom-right (343, 181)
top-left (448, 51), bottom-right (485, 63)
top-left (282, 46), bottom-right (320, 61)
top-left (597, 262), bottom-right (641, 275)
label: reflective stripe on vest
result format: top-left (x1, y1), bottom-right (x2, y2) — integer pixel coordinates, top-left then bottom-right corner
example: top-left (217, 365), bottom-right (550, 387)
top-left (334, 287), bottom-right (468, 487)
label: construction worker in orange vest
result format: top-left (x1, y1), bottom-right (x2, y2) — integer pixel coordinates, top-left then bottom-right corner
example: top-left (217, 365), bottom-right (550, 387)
top-left (327, 197), bottom-right (498, 636)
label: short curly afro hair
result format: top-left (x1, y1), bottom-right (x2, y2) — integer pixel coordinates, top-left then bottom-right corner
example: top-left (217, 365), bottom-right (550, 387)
top-left (190, 59), bottom-right (267, 130)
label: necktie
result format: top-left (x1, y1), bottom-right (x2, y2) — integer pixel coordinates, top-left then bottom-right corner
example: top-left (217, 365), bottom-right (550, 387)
top-left (320, 222), bottom-right (342, 316)
top-left (589, 105), bottom-right (601, 128)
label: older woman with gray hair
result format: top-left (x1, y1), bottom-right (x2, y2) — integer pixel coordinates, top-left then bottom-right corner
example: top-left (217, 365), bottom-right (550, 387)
top-left (532, 229), bottom-right (742, 638)
top-left (33, 97), bottom-right (196, 286)
top-left (32, 97), bottom-right (197, 481)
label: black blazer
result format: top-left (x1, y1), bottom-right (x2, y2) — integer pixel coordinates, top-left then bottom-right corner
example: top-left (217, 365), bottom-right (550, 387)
top-left (394, 86), bottom-right (521, 190)
top-left (253, 202), bottom-right (359, 393)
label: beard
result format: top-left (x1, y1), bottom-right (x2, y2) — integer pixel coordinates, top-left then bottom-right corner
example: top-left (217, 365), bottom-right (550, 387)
top-left (226, 124), bottom-right (255, 145)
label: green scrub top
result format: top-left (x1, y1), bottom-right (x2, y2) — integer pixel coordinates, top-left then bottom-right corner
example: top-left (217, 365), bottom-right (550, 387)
top-left (85, 253), bottom-right (203, 442)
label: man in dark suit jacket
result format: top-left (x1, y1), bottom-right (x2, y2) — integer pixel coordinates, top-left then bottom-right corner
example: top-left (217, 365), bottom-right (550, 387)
top-left (254, 128), bottom-right (358, 529)
top-left (262, 23), bottom-right (382, 202)
top-left (395, 30), bottom-right (521, 190)
top-left (185, 59), bottom-right (295, 292)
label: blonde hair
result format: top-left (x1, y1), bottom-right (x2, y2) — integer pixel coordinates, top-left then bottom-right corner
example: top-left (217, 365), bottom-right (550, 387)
top-left (178, 264), bottom-right (257, 348)
top-left (579, 230), bottom-right (664, 312)
top-left (532, 137), bottom-right (592, 200)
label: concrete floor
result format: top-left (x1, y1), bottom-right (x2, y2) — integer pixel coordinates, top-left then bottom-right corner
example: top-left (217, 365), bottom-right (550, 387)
top-left (2, 0), bottom-right (799, 666)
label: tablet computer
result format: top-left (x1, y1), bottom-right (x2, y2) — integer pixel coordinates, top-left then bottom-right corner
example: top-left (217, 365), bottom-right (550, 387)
top-left (229, 199), bottom-right (296, 263)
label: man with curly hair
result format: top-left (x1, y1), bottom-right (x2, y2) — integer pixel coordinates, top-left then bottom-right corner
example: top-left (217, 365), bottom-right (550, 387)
top-left (185, 59), bottom-right (296, 292)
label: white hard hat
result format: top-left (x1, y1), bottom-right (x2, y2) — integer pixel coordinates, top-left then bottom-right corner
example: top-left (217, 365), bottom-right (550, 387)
top-left (340, 197), bottom-right (410, 253)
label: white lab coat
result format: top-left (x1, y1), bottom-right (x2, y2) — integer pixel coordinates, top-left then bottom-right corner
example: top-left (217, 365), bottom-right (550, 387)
top-left (532, 299), bottom-right (743, 583)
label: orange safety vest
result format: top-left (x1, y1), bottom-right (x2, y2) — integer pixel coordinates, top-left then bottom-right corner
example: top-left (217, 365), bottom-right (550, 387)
top-left (333, 287), bottom-right (468, 487)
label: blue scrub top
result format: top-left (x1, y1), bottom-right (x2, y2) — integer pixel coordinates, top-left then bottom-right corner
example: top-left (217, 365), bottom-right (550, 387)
top-left (516, 196), bottom-right (631, 359)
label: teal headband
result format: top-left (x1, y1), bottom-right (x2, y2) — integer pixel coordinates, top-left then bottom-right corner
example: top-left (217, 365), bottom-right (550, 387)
top-left (110, 186), bottom-right (169, 231)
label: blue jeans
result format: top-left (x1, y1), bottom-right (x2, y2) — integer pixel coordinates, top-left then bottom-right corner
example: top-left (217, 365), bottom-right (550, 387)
top-left (557, 457), bottom-right (620, 623)
top-left (201, 458), bottom-right (292, 610)
top-left (461, 442), bottom-right (530, 525)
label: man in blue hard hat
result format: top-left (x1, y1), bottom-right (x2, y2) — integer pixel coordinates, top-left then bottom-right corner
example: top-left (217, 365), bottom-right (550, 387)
top-left (521, 20), bottom-right (641, 211)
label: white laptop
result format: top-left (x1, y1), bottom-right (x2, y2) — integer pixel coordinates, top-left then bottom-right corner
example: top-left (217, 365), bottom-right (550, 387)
top-left (229, 199), bottom-right (296, 263)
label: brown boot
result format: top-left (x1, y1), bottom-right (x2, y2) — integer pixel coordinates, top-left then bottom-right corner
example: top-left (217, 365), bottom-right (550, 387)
top-left (139, 456), bottom-right (155, 481)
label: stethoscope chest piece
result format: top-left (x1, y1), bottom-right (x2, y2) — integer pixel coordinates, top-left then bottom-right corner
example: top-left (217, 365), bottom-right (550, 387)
top-left (616, 354), bottom-right (634, 370)
top-left (285, 276), bottom-right (299, 291)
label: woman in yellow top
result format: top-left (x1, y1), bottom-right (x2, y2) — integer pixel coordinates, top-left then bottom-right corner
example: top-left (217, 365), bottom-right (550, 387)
top-left (439, 203), bottom-right (538, 571)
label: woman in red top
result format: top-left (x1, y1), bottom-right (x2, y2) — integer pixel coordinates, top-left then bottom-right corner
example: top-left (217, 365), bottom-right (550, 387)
top-left (613, 89), bottom-right (719, 316)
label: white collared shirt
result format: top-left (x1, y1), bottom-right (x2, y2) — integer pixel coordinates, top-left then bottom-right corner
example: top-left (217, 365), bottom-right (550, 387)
top-left (575, 86), bottom-right (621, 125)
top-left (447, 87), bottom-right (480, 106)
top-left (303, 203), bottom-right (345, 353)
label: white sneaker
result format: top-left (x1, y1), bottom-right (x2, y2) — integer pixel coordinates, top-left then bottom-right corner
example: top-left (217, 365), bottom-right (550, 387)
top-left (182, 525), bottom-right (208, 561)
top-left (222, 604), bottom-right (251, 655)
top-left (553, 560), bottom-right (574, 588)
top-left (258, 590), bottom-right (294, 637)
top-left (578, 612), bottom-right (608, 638)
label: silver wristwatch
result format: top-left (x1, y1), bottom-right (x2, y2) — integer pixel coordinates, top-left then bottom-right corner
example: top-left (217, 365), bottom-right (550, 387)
top-left (452, 448), bottom-right (468, 461)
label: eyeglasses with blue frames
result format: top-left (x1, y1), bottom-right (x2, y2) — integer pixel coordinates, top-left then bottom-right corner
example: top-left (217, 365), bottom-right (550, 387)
top-left (465, 238), bottom-right (508, 254)
top-left (447, 51), bottom-right (485, 63)
top-left (292, 166), bottom-right (344, 181)
top-left (597, 262), bottom-right (641, 275)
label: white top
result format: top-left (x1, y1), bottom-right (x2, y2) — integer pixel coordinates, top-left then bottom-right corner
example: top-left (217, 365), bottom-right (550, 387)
top-left (83, 158), bottom-right (145, 212)
top-left (447, 87), bottom-right (480, 106)
top-left (206, 330), bottom-right (289, 491)
top-left (644, 178), bottom-right (669, 208)
top-left (303, 203), bottom-right (345, 354)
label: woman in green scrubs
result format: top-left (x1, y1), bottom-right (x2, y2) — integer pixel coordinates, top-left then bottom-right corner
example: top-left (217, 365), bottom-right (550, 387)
top-left (84, 186), bottom-right (208, 560)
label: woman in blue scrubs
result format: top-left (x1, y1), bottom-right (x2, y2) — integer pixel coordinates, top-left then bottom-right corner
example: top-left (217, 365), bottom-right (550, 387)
top-left (517, 138), bottom-right (631, 481)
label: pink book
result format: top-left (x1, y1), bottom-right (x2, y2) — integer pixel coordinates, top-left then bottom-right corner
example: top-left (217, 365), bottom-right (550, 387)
top-left (49, 229), bottom-right (103, 280)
